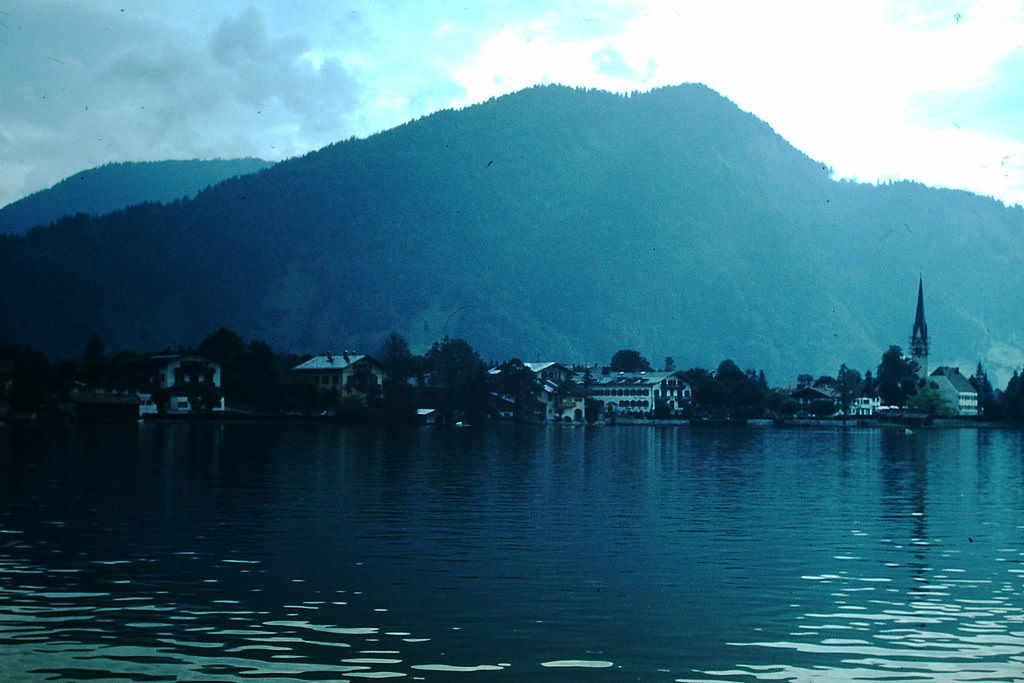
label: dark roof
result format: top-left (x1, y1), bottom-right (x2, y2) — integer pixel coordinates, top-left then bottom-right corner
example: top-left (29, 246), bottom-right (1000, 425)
top-left (931, 366), bottom-right (976, 393)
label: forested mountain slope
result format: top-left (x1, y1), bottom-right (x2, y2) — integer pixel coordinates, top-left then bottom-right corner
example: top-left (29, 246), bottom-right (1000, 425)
top-left (2, 84), bottom-right (1021, 385)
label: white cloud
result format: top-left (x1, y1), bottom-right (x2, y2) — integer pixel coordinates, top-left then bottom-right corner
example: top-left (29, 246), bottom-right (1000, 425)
top-left (1, 0), bottom-right (1023, 208)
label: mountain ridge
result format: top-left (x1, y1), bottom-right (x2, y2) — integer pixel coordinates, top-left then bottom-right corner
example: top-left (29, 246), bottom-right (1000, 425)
top-left (0, 158), bottom-right (273, 235)
top-left (2, 84), bottom-right (1022, 386)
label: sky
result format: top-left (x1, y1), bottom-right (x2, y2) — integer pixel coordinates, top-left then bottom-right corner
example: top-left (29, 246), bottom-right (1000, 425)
top-left (2, 0), bottom-right (1023, 208)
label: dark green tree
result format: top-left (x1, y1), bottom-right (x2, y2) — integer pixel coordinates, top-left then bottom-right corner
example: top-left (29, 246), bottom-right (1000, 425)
top-left (81, 334), bottom-right (107, 384)
top-left (610, 349), bottom-right (651, 373)
top-left (682, 367), bottom-right (728, 416)
top-left (906, 381), bottom-right (951, 415)
top-left (199, 327), bottom-right (245, 366)
top-left (376, 332), bottom-right (418, 423)
top-left (424, 337), bottom-right (488, 424)
top-left (767, 388), bottom-right (799, 417)
top-left (714, 359), bottom-right (767, 418)
top-left (198, 327), bottom-right (250, 409)
top-left (239, 340), bottom-right (286, 411)
top-left (836, 364), bottom-right (862, 415)
top-left (377, 333), bottom-right (415, 382)
top-left (970, 362), bottom-right (1000, 419)
top-left (876, 345), bottom-right (919, 407)
top-left (492, 358), bottom-right (539, 418)
top-left (1001, 371), bottom-right (1024, 422)
top-left (2, 345), bottom-right (53, 414)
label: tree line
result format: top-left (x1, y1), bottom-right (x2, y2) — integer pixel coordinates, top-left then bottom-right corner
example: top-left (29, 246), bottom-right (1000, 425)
top-left (2, 329), bottom-right (1022, 424)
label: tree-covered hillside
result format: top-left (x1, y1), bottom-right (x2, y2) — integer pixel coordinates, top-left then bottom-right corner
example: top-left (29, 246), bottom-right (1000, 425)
top-left (0, 158), bottom-right (272, 235)
top-left (1, 84), bottom-right (1022, 385)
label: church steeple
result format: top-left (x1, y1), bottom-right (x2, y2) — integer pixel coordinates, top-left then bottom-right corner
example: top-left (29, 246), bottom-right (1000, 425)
top-left (910, 276), bottom-right (928, 376)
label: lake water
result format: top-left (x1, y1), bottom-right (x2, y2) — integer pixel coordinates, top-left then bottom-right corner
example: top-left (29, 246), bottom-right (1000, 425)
top-left (1, 422), bottom-right (1022, 681)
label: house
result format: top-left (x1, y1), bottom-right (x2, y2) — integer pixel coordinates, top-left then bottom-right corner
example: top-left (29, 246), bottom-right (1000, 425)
top-left (586, 370), bottom-right (692, 419)
top-left (850, 395), bottom-right (881, 416)
top-left (523, 362), bottom-right (577, 420)
top-left (791, 384), bottom-right (839, 415)
top-left (148, 353), bottom-right (224, 413)
top-left (548, 380), bottom-right (588, 421)
top-left (524, 362), bottom-right (574, 385)
top-left (292, 352), bottom-right (386, 399)
top-left (930, 366), bottom-right (979, 416)
top-left (489, 393), bottom-right (516, 419)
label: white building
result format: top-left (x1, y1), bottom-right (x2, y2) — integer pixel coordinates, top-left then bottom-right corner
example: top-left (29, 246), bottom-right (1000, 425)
top-left (586, 370), bottom-right (692, 418)
top-left (930, 367), bottom-right (979, 416)
top-left (850, 395), bottom-right (881, 416)
top-left (149, 354), bottom-right (225, 413)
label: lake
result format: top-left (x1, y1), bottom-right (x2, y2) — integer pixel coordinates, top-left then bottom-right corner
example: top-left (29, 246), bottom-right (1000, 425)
top-left (1, 422), bottom-right (1022, 681)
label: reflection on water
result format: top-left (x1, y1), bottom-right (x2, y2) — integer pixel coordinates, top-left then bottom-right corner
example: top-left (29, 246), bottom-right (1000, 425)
top-left (1, 423), bottom-right (1023, 681)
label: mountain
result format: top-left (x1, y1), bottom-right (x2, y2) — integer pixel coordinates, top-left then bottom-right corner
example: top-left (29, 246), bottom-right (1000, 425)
top-left (2, 84), bottom-right (1023, 386)
top-left (0, 158), bottom-right (273, 235)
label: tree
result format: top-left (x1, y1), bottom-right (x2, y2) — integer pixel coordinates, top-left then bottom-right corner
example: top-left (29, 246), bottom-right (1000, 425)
top-left (836, 364), bottom-right (863, 415)
top-left (198, 327), bottom-right (245, 362)
top-left (970, 362), bottom-right (999, 419)
top-left (714, 360), bottom-right (767, 418)
top-left (377, 332), bottom-right (418, 423)
top-left (1001, 371), bottom-right (1024, 422)
top-left (377, 332), bottom-right (415, 384)
top-left (492, 358), bottom-right (538, 418)
top-left (238, 340), bottom-right (284, 411)
top-left (3, 345), bottom-right (52, 414)
top-left (424, 337), bottom-right (488, 423)
top-left (610, 349), bottom-right (651, 373)
top-left (199, 327), bottom-right (245, 396)
top-left (81, 334), bottom-right (107, 384)
top-left (906, 381), bottom-right (951, 415)
top-left (876, 345), bottom-right (919, 407)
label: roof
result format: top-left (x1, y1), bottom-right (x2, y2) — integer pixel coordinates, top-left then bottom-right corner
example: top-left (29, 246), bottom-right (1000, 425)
top-left (69, 389), bottom-right (143, 405)
top-left (148, 353), bottom-right (220, 367)
top-left (792, 385), bottom-right (838, 400)
top-left (931, 366), bottom-right (976, 394)
top-left (524, 362), bottom-right (571, 374)
top-left (588, 371), bottom-right (682, 387)
top-left (293, 353), bottom-right (381, 372)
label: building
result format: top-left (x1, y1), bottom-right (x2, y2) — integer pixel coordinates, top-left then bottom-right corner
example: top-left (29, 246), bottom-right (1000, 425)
top-left (850, 395), bottom-right (881, 416)
top-left (586, 370), bottom-right (692, 419)
top-left (524, 362), bottom-right (574, 386)
top-left (930, 366), bottom-right (979, 416)
top-left (292, 352), bottom-right (386, 399)
top-left (521, 362), bottom-right (577, 420)
top-left (68, 386), bottom-right (158, 421)
top-left (910, 277), bottom-right (929, 378)
top-left (149, 353), bottom-right (224, 413)
top-left (791, 384), bottom-right (839, 415)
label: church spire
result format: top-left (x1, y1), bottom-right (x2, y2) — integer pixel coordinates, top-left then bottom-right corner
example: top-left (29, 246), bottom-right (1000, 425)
top-left (910, 276), bottom-right (928, 376)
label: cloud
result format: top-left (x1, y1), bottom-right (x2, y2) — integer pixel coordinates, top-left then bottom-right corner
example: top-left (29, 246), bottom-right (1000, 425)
top-left (0, 2), bottom-right (369, 207)
top-left (1, 0), bottom-right (1023, 208)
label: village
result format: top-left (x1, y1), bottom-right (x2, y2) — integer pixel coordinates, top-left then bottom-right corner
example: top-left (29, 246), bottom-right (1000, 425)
top-left (1, 280), bottom-right (1016, 426)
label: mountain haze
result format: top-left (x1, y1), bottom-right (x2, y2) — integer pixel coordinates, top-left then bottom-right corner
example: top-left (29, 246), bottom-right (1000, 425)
top-left (0, 158), bottom-right (273, 235)
top-left (2, 84), bottom-right (1023, 385)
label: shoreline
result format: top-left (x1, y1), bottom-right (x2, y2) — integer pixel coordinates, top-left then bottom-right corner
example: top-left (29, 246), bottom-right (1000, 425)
top-left (0, 412), bottom-right (1012, 430)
